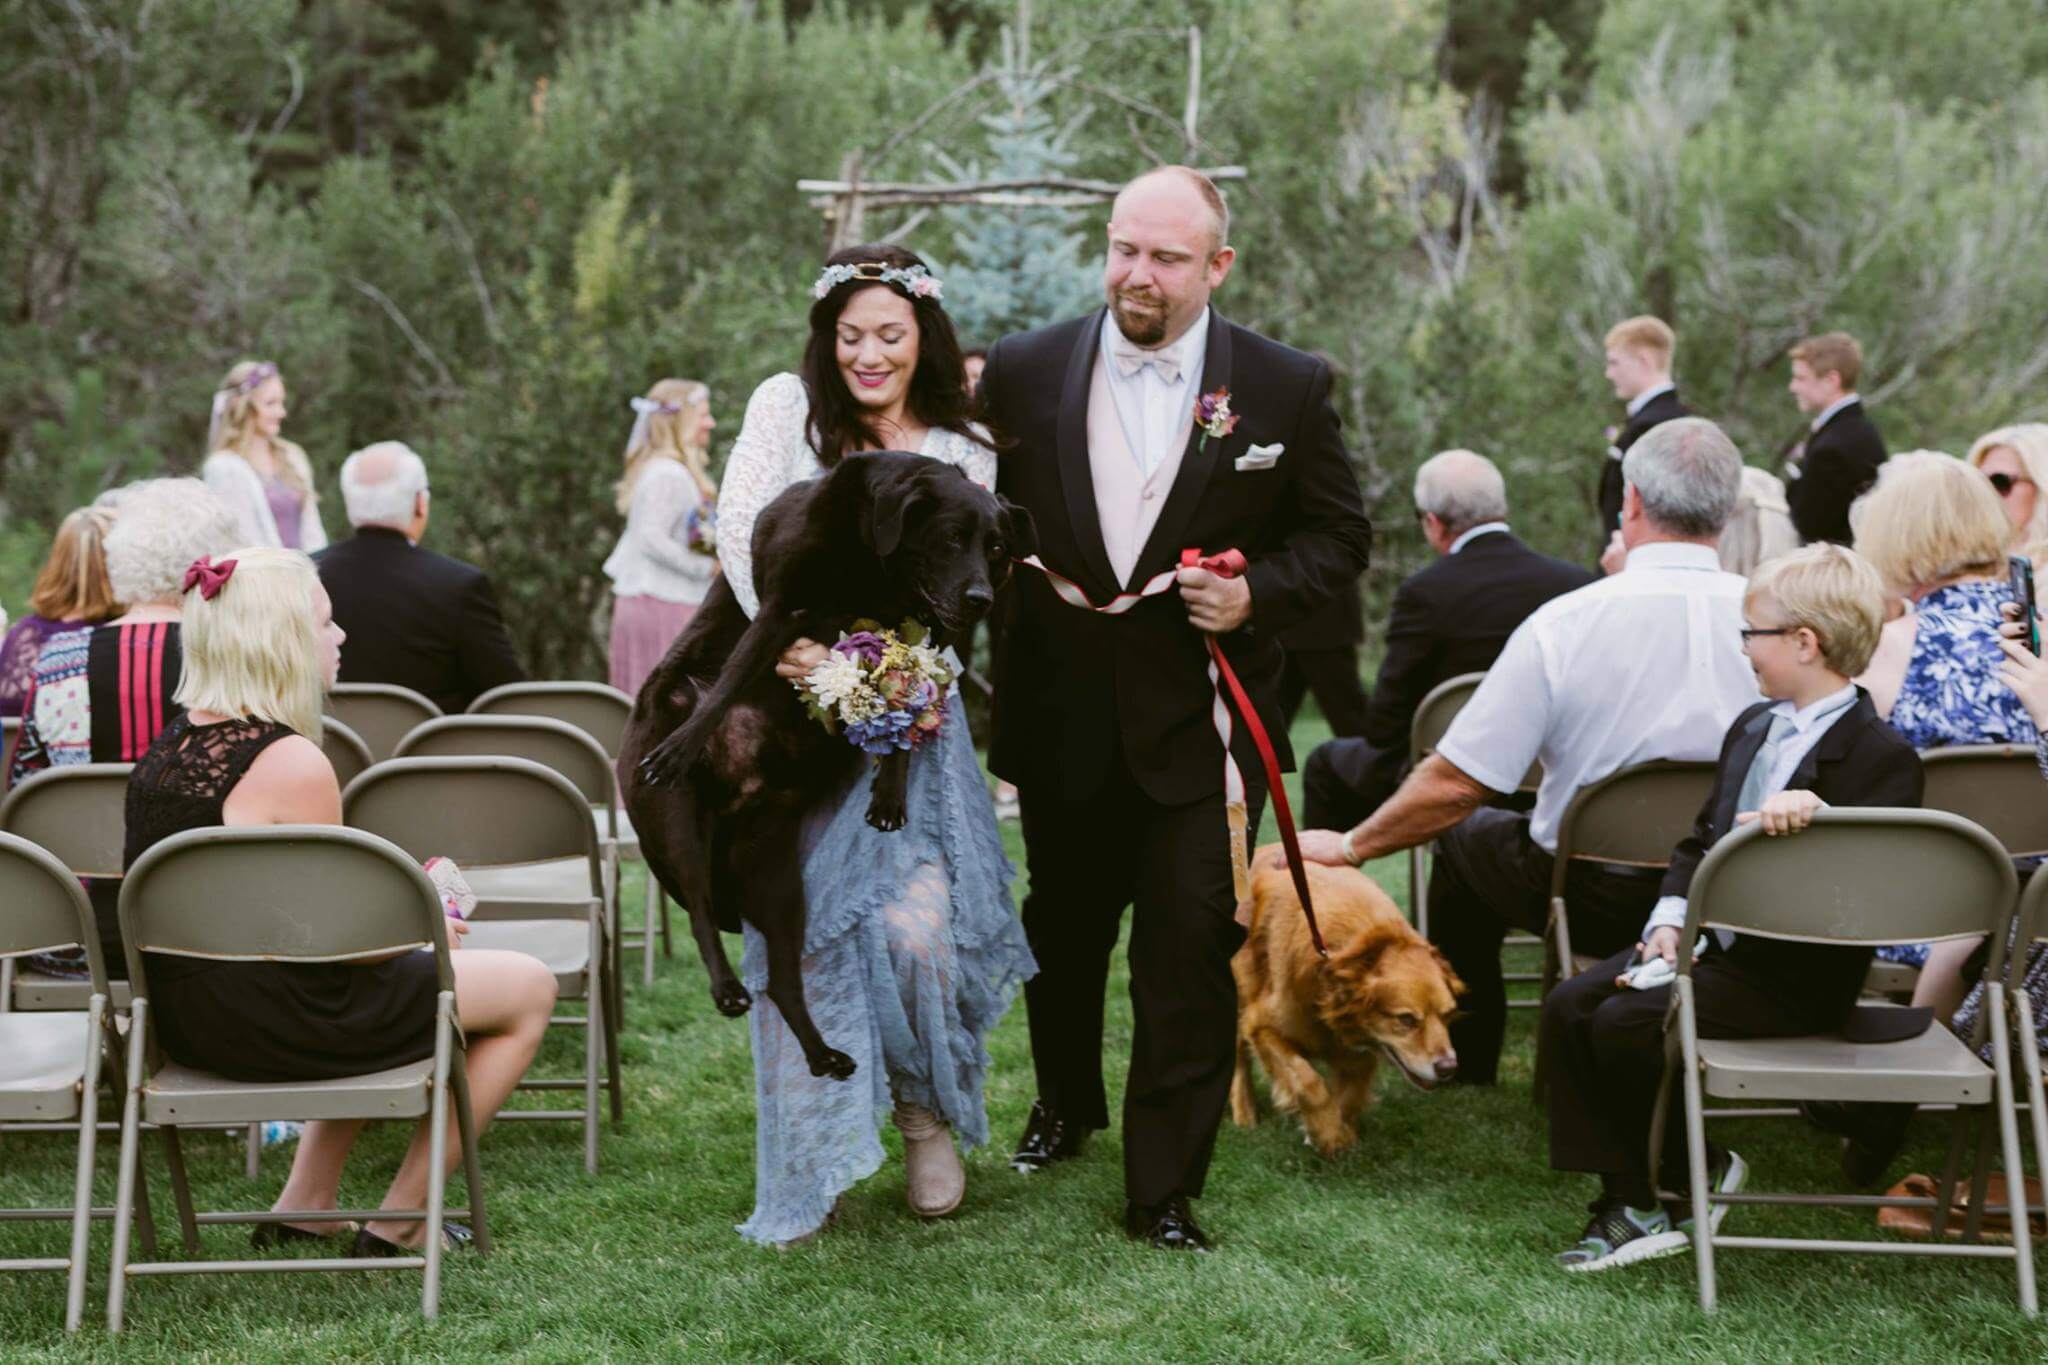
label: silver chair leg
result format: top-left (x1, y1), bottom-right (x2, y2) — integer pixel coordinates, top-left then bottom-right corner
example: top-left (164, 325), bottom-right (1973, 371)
top-left (1989, 983), bottom-right (2039, 1315)
top-left (423, 993), bottom-right (454, 1320)
top-left (1677, 977), bottom-right (1718, 1312)
top-left (585, 918), bottom-right (602, 1175)
top-left (2017, 992), bottom-right (2048, 1216)
top-left (643, 876), bottom-right (659, 989)
top-left (245, 1122), bottom-right (260, 1179)
top-left (451, 1054), bottom-right (490, 1256)
top-left (107, 1000), bottom-right (150, 1332)
top-left (0, 954), bottom-right (13, 1013)
top-left (65, 995), bottom-right (108, 1332)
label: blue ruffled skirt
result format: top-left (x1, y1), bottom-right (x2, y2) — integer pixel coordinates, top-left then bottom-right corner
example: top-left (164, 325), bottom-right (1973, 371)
top-left (735, 695), bottom-right (1035, 1245)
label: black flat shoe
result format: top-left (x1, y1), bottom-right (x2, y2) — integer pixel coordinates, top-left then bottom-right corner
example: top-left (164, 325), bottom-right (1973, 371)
top-left (1125, 1196), bottom-right (1212, 1252)
top-left (1010, 1099), bottom-right (1088, 1174)
top-left (1801, 1100), bottom-right (1913, 1188)
top-left (351, 1221), bottom-right (474, 1257)
top-left (250, 1219), bottom-right (357, 1250)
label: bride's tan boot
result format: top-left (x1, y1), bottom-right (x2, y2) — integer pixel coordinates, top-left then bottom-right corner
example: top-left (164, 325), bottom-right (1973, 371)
top-left (893, 1099), bottom-right (965, 1218)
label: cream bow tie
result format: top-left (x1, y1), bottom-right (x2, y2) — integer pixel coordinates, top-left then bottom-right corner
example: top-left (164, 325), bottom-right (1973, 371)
top-left (1110, 339), bottom-right (1181, 384)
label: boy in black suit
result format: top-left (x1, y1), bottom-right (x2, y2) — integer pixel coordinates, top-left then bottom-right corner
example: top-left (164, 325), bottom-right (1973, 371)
top-left (1542, 543), bottom-right (1922, 1272)
top-left (1784, 332), bottom-right (1887, 545)
top-left (1596, 315), bottom-right (1691, 558)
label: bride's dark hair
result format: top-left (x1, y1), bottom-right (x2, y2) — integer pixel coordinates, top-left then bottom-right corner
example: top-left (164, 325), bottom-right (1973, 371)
top-left (799, 244), bottom-right (985, 468)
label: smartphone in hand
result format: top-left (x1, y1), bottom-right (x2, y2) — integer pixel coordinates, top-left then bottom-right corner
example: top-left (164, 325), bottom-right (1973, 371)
top-left (2010, 555), bottom-right (2040, 655)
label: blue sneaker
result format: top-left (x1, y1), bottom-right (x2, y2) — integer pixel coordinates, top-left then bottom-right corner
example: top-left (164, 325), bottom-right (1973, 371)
top-left (1673, 1146), bottom-right (1748, 1238)
top-left (259, 1121), bottom-right (303, 1148)
top-left (1556, 1200), bottom-right (1685, 1272)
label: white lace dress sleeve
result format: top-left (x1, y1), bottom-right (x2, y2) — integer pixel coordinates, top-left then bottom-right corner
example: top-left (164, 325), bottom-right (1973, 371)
top-left (934, 424), bottom-right (998, 493)
top-left (716, 373), bottom-right (819, 619)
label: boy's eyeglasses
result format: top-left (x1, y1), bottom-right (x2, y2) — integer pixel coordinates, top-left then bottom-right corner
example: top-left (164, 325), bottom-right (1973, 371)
top-left (1988, 472), bottom-right (2036, 498)
top-left (1739, 627), bottom-right (1794, 643)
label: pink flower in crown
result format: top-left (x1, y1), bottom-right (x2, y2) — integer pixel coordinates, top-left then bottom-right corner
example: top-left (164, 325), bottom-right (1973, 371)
top-left (908, 275), bottom-right (943, 301)
top-left (1194, 388), bottom-right (1239, 451)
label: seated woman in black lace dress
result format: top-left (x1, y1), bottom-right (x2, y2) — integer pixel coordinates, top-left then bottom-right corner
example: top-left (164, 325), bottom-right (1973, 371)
top-left (129, 547), bottom-right (558, 1256)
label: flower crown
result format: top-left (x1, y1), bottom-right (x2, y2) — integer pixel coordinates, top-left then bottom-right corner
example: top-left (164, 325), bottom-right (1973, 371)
top-left (812, 261), bottom-right (944, 302)
top-left (219, 361), bottom-right (278, 400)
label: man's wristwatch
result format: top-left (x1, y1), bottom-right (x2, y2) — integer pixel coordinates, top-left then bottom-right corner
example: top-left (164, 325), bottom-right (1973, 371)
top-left (1341, 828), bottom-right (1365, 867)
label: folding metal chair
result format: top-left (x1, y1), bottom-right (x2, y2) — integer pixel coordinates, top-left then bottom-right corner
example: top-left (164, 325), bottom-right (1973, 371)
top-left (2008, 864), bottom-right (2048, 1244)
top-left (325, 682), bottom-right (441, 761)
top-left (467, 681), bottom-right (670, 983)
top-left (1652, 809), bottom-right (2035, 1315)
top-left (0, 832), bottom-right (122, 1331)
top-left (1, 715), bottom-right (19, 793)
top-left (396, 715), bottom-right (628, 1027)
top-left (106, 825), bottom-right (485, 1329)
top-left (320, 716), bottom-right (376, 792)
top-left (343, 756), bottom-right (617, 1173)
top-left (2, 763), bottom-right (132, 1015)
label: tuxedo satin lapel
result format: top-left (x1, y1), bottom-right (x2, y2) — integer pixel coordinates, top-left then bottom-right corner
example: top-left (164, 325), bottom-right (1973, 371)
top-left (1716, 707), bottom-right (1776, 832)
top-left (1057, 309), bottom-right (1119, 595)
top-left (1129, 311), bottom-right (1235, 585)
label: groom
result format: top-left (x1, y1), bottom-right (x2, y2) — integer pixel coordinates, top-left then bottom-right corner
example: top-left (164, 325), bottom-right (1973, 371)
top-left (979, 166), bottom-right (1373, 1250)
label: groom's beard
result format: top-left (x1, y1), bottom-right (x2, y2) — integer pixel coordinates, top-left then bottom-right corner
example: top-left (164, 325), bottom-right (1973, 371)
top-left (1109, 289), bottom-right (1170, 346)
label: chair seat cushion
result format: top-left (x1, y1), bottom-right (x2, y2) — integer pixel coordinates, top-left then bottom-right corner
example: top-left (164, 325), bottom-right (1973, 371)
top-left (464, 858), bottom-right (598, 907)
top-left (0, 1013), bottom-right (91, 1119)
top-left (1699, 1025), bottom-right (1992, 1104)
top-left (462, 920), bottom-right (591, 994)
top-left (144, 1056), bottom-right (435, 1124)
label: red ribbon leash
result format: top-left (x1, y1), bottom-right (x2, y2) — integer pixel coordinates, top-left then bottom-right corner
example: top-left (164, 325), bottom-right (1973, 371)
top-left (1015, 549), bottom-right (1329, 958)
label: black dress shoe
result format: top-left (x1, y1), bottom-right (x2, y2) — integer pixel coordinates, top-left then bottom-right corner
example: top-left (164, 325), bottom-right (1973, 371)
top-left (1010, 1099), bottom-right (1087, 1173)
top-left (1801, 1100), bottom-right (1914, 1187)
top-left (1125, 1196), bottom-right (1211, 1252)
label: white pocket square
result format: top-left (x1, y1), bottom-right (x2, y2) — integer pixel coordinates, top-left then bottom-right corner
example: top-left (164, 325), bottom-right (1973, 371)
top-left (1234, 443), bottom-right (1284, 471)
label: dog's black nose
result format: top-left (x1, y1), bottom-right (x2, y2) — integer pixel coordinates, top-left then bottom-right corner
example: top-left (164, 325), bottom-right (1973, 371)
top-left (962, 586), bottom-right (994, 613)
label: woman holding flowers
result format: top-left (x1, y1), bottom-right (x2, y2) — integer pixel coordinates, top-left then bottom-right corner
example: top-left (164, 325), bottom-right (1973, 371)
top-left (715, 244), bottom-right (1034, 1246)
top-left (603, 378), bottom-right (721, 697)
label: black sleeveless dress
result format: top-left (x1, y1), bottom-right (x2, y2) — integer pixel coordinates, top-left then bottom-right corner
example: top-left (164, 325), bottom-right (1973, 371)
top-left (126, 715), bottom-right (438, 1083)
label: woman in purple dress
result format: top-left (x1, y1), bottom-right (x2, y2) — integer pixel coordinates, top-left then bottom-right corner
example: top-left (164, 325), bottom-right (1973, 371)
top-left (1, 506), bottom-right (119, 723)
top-left (200, 359), bottom-right (327, 552)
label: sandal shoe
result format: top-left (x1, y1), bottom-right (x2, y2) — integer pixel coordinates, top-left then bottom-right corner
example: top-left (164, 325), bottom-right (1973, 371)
top-left (894, 1099), bottom-right (965, 1218)
top-left (251, 1219), bottom-right (358, 1250)
top-left (351, 1221), bottom-right (474, 1257)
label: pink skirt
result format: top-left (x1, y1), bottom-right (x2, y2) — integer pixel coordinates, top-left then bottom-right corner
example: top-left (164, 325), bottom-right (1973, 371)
top-left (609, 595), bottom-right (696, 699)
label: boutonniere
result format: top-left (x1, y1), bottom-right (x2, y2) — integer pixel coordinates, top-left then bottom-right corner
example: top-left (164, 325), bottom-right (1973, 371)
top-left (1194, 388), bottom-right (1239, 454)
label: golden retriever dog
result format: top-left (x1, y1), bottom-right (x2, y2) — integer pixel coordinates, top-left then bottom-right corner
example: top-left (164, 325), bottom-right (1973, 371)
top-left (1229, 846), bottom-right (1464, 1157)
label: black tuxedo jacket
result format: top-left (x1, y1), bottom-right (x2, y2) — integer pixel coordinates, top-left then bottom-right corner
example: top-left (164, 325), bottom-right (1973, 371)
top-left (314, 527), bottom-right (527, 715)
top-left (1361, 531), bottom-right (1594, 755)
top-left (1659, 690), bottom-right (1923, 1015)
top-left (1785, 400), bottom-right (1886, 546)
top-left (1276, 572), bottom-right (1364, 650)
top-left (980, 309), bottom-right (1373, 804)
top-left (1598, 387), bottom-right (1690, 537)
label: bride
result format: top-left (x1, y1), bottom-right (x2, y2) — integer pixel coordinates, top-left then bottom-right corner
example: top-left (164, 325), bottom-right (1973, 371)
top-left (716, 244), bottom-right (1035, 1246)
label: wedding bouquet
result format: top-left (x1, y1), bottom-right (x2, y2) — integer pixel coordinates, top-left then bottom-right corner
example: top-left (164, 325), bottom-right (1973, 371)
top-left (791, 620), bottom-right (955, 755)
top-left (685, 498), bottom-right (717, 556)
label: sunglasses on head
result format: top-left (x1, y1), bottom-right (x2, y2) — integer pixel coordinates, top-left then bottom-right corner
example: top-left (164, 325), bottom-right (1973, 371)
top-left (1989, 472), bottom-right (2035, 497)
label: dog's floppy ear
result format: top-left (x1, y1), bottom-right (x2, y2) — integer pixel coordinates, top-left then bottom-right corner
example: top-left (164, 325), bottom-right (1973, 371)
top-left (863, 472), bottom-right (926, 557)
top-left (998, 497), bottom-right (1038, 560)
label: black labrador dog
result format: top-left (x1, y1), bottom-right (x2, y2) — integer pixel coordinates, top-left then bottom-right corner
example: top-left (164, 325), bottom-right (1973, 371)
top-left (619, 452), bottom-right (1034, 1081)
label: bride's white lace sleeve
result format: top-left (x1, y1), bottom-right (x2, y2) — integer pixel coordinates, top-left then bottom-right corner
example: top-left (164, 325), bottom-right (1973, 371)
top-left (716, 373), bottom-right (811, 619)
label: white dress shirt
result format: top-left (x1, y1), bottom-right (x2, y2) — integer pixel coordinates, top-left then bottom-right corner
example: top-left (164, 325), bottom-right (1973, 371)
top-left (1435, 541), bottom-right (1761, 853)
top-left (1643, 682), bottom-right (1858, 935)
top-left (1099, 307), bottom-right (1209, 479)
top-left (1447, 522), bottom-right (1510, 555)
top-left (1810, 394), bottom-right (1861, 431)
top-left (1625, 382), bottom-right (1675, 418)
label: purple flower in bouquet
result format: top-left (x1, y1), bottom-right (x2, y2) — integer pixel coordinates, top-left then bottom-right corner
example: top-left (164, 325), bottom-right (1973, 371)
top-left (845, 707), bottom-right (917, 754)
top-left (835, 631), bottom-right (889, 667)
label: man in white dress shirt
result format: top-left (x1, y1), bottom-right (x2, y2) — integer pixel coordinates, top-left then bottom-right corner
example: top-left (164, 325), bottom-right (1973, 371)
top-left (1299, 418), bottom-right (1761, 1084)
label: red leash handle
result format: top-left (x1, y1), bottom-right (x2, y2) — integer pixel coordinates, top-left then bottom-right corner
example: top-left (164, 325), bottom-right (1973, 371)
top-left (1180, 549), bottom-right (1329, 958)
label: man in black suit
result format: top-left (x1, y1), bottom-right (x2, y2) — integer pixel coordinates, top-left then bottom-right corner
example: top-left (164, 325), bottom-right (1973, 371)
top-left (1275, 573), bottom-right (1368, 736)
top-left (1783, 331), bottom-right (1887, 546)
top-left (1597, 315), bottom-right (1691, 559)
top-left (314, 441), bottom-right (526, 714)
top-left (1540, 543), bottom-right (1921, 1271)
top-left (980, 166), bottom-right (1372, 1251)
top-left (1302, 449), bottom-right (1594, 831)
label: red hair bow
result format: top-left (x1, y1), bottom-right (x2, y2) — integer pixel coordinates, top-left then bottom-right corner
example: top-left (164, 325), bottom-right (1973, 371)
top-left (183, 556), bottom-right (238, 600)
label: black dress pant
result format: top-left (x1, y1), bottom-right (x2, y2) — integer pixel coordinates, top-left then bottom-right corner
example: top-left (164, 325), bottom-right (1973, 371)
top-left (1301, 736), bottom-right (1404, 831)
top-left (1278, 646), bottom-right (1370, 738)
top-left (1019, 755), bottom-right (1262, 1208)
top-left (1426, 808), bottom-right (1662, 1085)
top-left (1544, 947), bottom-right (1831, 1190)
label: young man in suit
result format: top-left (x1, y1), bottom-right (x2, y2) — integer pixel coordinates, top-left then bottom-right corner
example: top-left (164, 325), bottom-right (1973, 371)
top-left (979, 166), bottom-right (1372, 1251)
top-left (1275, 571), bottom-right (1368, 737)
top-left (1784, 332), bottom-right (1887, 546)
top-left (1301, 449), bottom-right (1593, 831)
top-left (314, 442), bottom-right (527, 714)
top-left (1541, 543), bottom-right (1922, 1271)
top-left (1597, 315), bottom-right (1691, 560)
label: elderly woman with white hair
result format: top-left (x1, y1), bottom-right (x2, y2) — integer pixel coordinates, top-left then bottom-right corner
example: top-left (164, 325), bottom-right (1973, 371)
top-left (10, 477), bottom-right (240, 975)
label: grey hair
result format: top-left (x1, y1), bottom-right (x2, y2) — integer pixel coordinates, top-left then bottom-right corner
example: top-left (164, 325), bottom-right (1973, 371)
top-left (1621, 417), bottom-right (1743, 537)
top-left (103, 478), bottom-right (243, 606)
top-left (340, 441), bottom-right (429, 528)
top-left (1413, 449), bottom-right (1508, 535)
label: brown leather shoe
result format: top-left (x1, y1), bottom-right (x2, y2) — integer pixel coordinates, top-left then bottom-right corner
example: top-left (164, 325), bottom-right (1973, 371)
top-left (894, 1099), bottom-right (965, 1218)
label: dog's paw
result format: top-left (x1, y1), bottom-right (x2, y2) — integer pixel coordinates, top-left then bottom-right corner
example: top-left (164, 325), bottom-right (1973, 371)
top-left (864, 798), bottom-right (908, 833)
top-left (807, 1047), bottom-right (857, 1080)
top-left (710, 980), bottom-right (753, 1018)
top-left (1306, 1125), bottom-right (1357, 1159)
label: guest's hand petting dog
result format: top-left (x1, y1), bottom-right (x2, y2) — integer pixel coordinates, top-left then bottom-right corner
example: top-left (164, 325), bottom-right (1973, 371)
top-left (1176, 564), bottom-right (1252, 632)
top-left (776, 637), bottom-right (830, 680)
top-left (1735, 788), bottom-right (1824, 836)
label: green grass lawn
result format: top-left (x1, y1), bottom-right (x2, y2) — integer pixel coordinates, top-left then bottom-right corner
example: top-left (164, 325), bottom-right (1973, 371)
top-left (4, 713), bottom-right (2046, 1360)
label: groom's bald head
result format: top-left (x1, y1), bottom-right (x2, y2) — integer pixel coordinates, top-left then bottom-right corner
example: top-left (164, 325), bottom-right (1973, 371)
top-left (1111, 166), bottom-right (1230, 257)
top-left (1104, 166), bottom-right (1236, 348)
